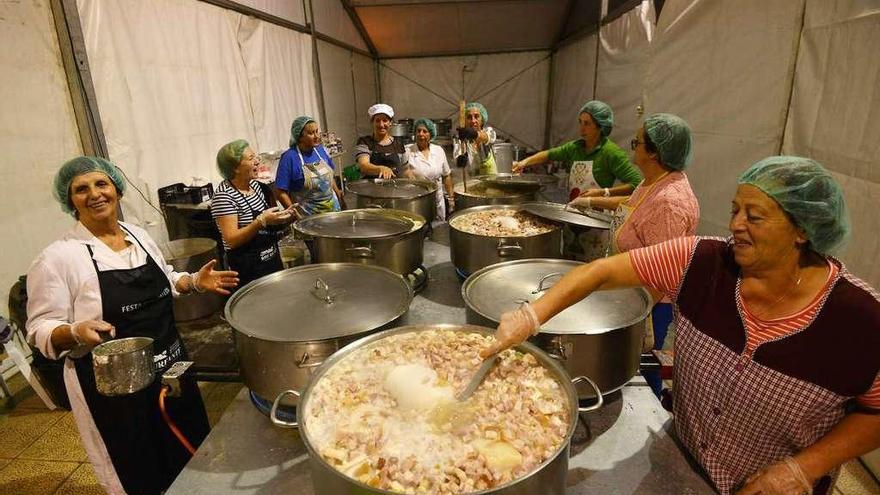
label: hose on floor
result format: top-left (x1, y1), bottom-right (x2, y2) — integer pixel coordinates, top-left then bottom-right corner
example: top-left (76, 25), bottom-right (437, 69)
top-left (158, 385), bottom-right (196, 455)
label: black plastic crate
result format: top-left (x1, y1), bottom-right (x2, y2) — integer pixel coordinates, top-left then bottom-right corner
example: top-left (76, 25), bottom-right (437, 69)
top-left (158, 183), bottom-right (213, 204)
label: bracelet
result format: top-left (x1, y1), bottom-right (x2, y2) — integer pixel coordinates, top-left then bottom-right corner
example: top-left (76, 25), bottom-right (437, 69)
top-left (586, 197), bottom-right (592, 207)
top-left (191, 273), bottom-right (206, 294)
top-left (257, 214), bottom-right (267, 229)
top-left (603, 187), bottom-right (610, 197)
top-left (69, 323), bottom-right (84, 345)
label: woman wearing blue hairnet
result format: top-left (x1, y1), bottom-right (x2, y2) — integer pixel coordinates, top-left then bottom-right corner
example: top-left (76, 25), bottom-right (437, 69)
top-left (275, 116), bottom-right (345, 216)
top-left (453, 102), bottom-right (498, 175)
top-left (481, 156), bottom-right (880, 495)
top-left (26, 156), bottom-right (239, 494)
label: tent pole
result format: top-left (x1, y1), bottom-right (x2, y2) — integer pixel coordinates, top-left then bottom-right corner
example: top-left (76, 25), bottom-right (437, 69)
top-left (306, 0), bottom-right (329, 129)
top-left (544, 53), bottom-right (556, 150)
top-left (777, 0), bottom-right (808, 155)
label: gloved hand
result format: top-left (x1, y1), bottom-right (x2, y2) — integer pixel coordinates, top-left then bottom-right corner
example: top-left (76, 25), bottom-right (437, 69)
top-left (457, 126), bottom-right (478, 141)
top-left (455, 154), bottom-right (469, 169)
top-left (258, 207), bottom-right (293, 226)
top-left (567, 196), bottom-right (596, 210)
top-left (479, 302), bottom-right (541, 358)
top-left (736, 457), bottom-right (813, 495)
top-left (446, 195), bottom-right (455, 214)
top-left (70, 320), bottom-right (115, 347)
top-left (512, 160), bottom-right (529, 173)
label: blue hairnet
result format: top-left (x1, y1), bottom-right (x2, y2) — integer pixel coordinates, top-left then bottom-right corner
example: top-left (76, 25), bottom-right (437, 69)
top-left (54, 156), bottom-right (126, 215)
top-left (289, 116), bottom-right (316, 148)
top-left (413, 118), bottom-right (437, 139)
top-left (738, 156), bottom-right (850, 255)
top-left (644, 113), bottom-right (693, 170)
top-left (579, 100), bottom-right (614, 137)
top-left (465, 102), bottom-right (488, 126)
top-left (216, 139), bottom-right (250, 180)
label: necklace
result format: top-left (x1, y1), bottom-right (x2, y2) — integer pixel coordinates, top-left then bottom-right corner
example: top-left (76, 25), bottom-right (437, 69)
top-left (746, 271), bottom-right (803, 320)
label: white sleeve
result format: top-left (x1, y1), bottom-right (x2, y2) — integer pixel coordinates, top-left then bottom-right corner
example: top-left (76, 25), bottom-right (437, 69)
top-left (438, 145), bottom-right (451, 177)
top-left (25, 258), bottom-right (71, 360)
top-left (485, 127), bottom-right (497, 144)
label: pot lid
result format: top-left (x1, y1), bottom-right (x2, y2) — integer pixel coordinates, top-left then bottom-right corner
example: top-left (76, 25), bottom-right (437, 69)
top-left (347, 179), bottom-right (434, 199)
top-left (462, 259), bottom-right (650, 335)
top-left (473, 173), bottom-right (557, 188)
top-left (294, 210), bottom-right (413, 238)
top-left (225, 264), bottom-right (412, 341)
top-left (521, 202), bottom-right (611, 229)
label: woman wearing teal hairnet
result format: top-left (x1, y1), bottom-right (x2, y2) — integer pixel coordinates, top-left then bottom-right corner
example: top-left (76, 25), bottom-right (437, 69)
top-left (480, 156), bottom-right (880, 495)
top-left (26, 156), bottom-right (239, 494)
top-left (275, 116), bottom-right (344, 215)
top-left (453, 102), bottom-right (499, 175)
top-left (212, 139), bottom-right (295, 288)
top-left (513, 100), bottom-right (642, 199)
top-left (405, 118), bottom-right (454, 220)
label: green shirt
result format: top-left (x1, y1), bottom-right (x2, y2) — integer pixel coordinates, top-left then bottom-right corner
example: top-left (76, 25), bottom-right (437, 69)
top-left (547, 137), bottom-right (642, 189)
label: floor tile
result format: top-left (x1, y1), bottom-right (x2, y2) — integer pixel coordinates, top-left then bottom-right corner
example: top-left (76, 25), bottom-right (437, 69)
top-left (54, 463), bottom-right (104, 495)
top-left (19, 413), bottom-right (87, 462)
top-left (0, 408), bottom-right (66, 458)
top-left (0, 458), bottom-right (78, 495)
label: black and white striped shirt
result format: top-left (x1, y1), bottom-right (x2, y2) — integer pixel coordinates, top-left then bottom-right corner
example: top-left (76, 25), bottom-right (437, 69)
top-left (211, 180), bottom-right (269, 250)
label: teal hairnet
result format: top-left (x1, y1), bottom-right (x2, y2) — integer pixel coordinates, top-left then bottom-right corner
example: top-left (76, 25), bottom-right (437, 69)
top-left (644, 113), bottom-right (693, 170)
top-left (53, 156), bottom-right (126, 215)
top-left (216, 139), bottom-right (250, 180)
top-left (289, 116), bottom-right (316, 147)
top-left (738, 156), bottom-right (850, 255)
top-left (579, 100), bottom-right (614, 137)
top-left (465, 102), bottom-right (488, 126)
top-left (413, 118), bottom-right (437, 139)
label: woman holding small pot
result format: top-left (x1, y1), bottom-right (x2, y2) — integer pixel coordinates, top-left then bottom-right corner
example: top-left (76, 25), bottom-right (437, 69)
top-left (26, 157), bottom-right (238, 495)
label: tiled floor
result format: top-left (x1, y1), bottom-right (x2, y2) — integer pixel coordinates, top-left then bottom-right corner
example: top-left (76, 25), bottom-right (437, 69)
top-left (0, 373), bottom-right (241, 494)
top-left (1, 373), bottom-right (878, 494)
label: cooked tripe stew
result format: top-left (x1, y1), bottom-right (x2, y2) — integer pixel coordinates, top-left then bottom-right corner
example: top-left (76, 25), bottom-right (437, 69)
top-left (449, 210), bottom-right (557, 237)
top-left (304, 330), bottom-right (570, 494)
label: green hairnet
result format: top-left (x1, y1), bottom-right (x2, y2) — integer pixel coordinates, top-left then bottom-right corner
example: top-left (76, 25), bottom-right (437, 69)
top-left (216, 139), bottom-right (250, 180)
top-left (465, 102), bottom-right (488, 126)
top-left (413, 118), bottom-right (437, 139)
top-left (53, 156), bottom-right (126, 215)
top-left (738, 156), bottom-right (850, 255)
top-left (644, 113), bottom-right (693, 170)
top-left (579, 100), bottom-right (614, 137)
top-left (289, 116), bottom-right (316, 147)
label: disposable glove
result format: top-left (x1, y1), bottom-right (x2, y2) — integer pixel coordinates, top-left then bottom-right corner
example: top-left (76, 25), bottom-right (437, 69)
top-left (479, 302), bottom-right (541, 358)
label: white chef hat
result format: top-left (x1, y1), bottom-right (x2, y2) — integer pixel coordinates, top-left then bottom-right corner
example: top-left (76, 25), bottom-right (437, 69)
top-left (367, 103), bottom-right (394, 120)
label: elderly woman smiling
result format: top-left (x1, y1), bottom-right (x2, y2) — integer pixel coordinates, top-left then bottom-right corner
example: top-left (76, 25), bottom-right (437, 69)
top-left (482, 156), bottom-right (880, 495)
top-left (405, 118), bottom-right (454, 220)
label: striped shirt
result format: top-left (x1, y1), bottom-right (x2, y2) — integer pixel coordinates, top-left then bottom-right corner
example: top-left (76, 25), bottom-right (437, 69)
top-left (630, 236), bottom-right (880, 408)
top-left (211, 180), bottom-right (269, 250)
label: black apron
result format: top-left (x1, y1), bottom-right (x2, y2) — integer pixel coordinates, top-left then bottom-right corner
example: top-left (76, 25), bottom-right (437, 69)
top-left (72, 226), bottom-right (209, 495)
top-left (363, 150), bottom-right (402, 180)
top-left (224, 182), bottom-right (283, 288)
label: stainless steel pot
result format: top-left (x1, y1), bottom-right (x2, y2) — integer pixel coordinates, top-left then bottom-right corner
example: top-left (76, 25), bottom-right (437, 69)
top-left (274, 324), bottom-right (602, 495)
top-left (434, 118), bottom-right (452, 137)
top-left (294, 209), bottom-right (426, 275)
top-left (449, 205), bottom-right (563, 275)
top-left (492, 143), bottom-right (521, 174)
top-left (346, 178), bottom-right (437, 223)
top-left (92, 337), bottom-right (155, 396)
top-left (160, 238), bottom-right (224, 321)
top-left (389, 122), bottom-right (412, 138)
top-left (225, 264), bottom-right (413, 406)
top-left (463, 259), bottom-right (651, 399)
top-left (453, 179), bottom-right (539, 211)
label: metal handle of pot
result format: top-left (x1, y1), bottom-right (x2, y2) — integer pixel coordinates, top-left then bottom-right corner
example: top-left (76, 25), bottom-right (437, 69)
top-left (546, 337), bottom-right (567, 361)
top-left (572, 376), bottom-right (604, 413)
top-left (365, 203), bottom-right (385, 209)
top-left (311, 278), bottom-right (334, 304)
top-left (496, 241), bottom-right (523, 257)
top-left (533, 272), bottom-right (562, 293)
top-left (270, 389), bottom-right (301, 428)
top-left (297, 352), bottom-right (324, 369)
top-left (346, 245), bottom-right (375, 258)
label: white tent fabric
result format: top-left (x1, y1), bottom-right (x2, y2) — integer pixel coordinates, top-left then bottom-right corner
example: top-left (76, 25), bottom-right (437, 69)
top-left (0, 0), bottom-right (84, 312)
top-left (318, 40), bottom-right (359, 167)
top-left (233, 0), bottom-right (306, 25)
top-left (550, 34), bottom-right (598, 147)
top-left (782, 0), bottom-right (880, 287)
top-left (311, 0), bottom-right (369, 53)
top-left (595, 1), bottom-right (654, 154)
top-left (379, 51), bottom-right (551, 149)
top-left (77, 0), bottom-right (318, 237)
top-left (644, 0), bottom-right (805, 236)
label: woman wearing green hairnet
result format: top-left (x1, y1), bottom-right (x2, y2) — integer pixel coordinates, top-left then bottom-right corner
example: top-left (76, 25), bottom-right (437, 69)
top-left (453, 102), bottom-right (498, 175)
top-left (212, 139), bottom-right (295, 288)
top-left (480, 156), bottom-right (880, 495)
top-left (26, 156), bottom-right (239, 494)
top-left (513, 100), bottom-right (642, 200)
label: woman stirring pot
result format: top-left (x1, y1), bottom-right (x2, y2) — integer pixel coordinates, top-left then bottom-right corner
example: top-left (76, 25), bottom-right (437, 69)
top-left (26, 157), bottom-right (238, 494)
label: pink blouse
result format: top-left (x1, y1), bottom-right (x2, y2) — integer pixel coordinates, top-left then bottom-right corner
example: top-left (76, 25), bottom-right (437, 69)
top-left (615, 171), bottom-right (700, 253)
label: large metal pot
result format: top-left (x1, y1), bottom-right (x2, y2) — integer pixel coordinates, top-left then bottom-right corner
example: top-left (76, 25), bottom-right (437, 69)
top-left (160, 238), bottom-right (224, 321)
top-left (92, 337), bottom-right (155, 396)
top-left (449, 204), bottom-right (563, 275)
top-left (453, 173), bottom-right (557, 211)
top-left (346, 178), bottom-right (437, 223)
top-left (294, 209), bottom-right (425, 275)
top-left (491, 143), bottom-right (520, 174)
top-left (276, 324), bottom-right (602, 495)
top-left (225, 263), bottom-right (413, 406)
top-left (463, 259), bottom-right (651, 399)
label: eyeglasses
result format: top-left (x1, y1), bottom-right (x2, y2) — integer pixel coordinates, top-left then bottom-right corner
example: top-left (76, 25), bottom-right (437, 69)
top-left (630, 138), bottom-right (645, 151)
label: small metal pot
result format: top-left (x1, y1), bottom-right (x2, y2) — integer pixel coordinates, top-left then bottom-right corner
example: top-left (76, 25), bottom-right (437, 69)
top-left (453, 179), bottom-right (538, 211)
top-left (294, 209), bottom-right (426, 275)
top-left (225, 264), bottom-right (413, 407)
top-left (346, 178), bottom-right (437, 223)
top-left (92, 337), bottom-right (155, 396)
top-left (273, 324), bottom-right (603, 495)
top-left (160, 238), bottom-right (224, 321)
top-left (463, 259), bottom-right (651, 399)
top-left (449, 205), bottom-right (563, 275)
